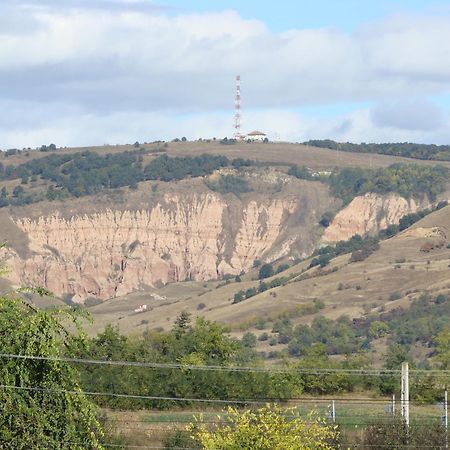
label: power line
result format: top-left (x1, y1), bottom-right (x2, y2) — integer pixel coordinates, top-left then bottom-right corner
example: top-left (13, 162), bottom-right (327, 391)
top-left (2, 353), bottom-right (450, 376)
top-left (0, 384), bottom-right (264, 405)
top-left (1, 383), bottom-right (445, 408)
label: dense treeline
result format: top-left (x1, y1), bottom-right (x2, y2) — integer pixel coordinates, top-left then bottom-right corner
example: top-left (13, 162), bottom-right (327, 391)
top-left (0, 151), bottom-right (255, 207)
top-left (328, 164), bottom-right (448, 204)
top-left (144, 154), bottom-right (229, 182)
top-left (74, 313), bottom-right (385, 410)
top-left (305, 139), bottom-right (450, 161)
top-left (72, 308), bottom-right (450, 410)
top-left (289, 162), bottom-right (449, 204)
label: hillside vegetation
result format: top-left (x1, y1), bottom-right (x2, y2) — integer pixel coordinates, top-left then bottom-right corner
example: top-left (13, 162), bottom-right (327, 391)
top-left (1, 142), bottom-right (447, 208)
top-left (305, 139), bottom-right (450, 161)
top-left (289, 162), bottom-right (448, 204)
top-left (0, 150), bottom-right (252, 206)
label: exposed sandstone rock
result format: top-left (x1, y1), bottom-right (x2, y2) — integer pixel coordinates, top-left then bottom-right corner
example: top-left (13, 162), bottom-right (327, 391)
top-left (2, 193), bottom-right (299, 302)
top-left (322, 193), bottom-right (427, 243)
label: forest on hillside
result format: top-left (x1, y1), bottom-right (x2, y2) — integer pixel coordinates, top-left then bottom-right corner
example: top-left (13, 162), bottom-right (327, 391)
top-left (0, 151), bottom-right (253, 206)
top-left (305, 139), bottom-right (450, 161)
top-left (1, 148), bottom-right (448, 208)
top-left (289, 162), bottom-right (449, 204)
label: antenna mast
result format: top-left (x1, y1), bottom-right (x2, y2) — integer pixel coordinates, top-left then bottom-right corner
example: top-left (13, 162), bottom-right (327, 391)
top-left (234, 75), bottom-right (242, 139)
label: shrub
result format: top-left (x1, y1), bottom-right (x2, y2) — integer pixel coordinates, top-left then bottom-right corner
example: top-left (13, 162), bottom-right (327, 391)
top-left (206, 175), bottom-right (252, 195)
top-left (389, 291), bottom-right (402, 301)
top-left (258, 332), bottom-right (269, 341)
top-left (435, 294), bottom-right (448, 304)
top-left (269, 337), bottom-right (278, 346)
top-left (319, 211), bottom-right (335, 228)
top-left (233, 291), bottom-right (245, 304)
top-left (276, 263), bottom-right (290, 274)
top-left (258, 263), bottom-right (274, 280)
top-left (255, 317), bottom-right (267, 330)
top-left (241, 332), bottom-right (257, 348)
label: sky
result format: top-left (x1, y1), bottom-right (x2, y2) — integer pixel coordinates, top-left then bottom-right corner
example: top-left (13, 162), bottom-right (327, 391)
top-left (1, 0), bottom-right (450, 148)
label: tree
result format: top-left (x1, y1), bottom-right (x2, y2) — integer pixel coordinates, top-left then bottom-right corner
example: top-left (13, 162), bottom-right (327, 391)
top-left (241, 332), bottom-right (257, 348)
top-left (368, 320), bottom-right (389, 339)
top-left (173, 311), bottom-right (192, 339)
top-left (258, 263), bottom-right (274, 280)
top-left (12, 185), bottom-right (24, 197)
top-left (435, 328), bottom-right (450, 368)
top-left (0, 186), bottom-right (8, 207)
top-left (0, 293), bottom-right (104, 448)
top-left (233, 291), bottom-right (245, 304)
top-left (363, 418), bottom-right (446, 449)
top-left (319, 211), bottom-right (334, 228)
top-left (189, 404), bottom-right (338, 449)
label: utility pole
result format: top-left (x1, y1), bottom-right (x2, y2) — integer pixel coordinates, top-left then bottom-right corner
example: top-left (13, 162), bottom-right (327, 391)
top-left (401, 362), bottom-right (409, 427)
top-left (392, 393), bottom-right (396, 417)
top-left (445, 390), bottom-right (448, 449)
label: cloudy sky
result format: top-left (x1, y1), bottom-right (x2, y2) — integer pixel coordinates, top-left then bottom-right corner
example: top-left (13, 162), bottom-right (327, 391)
top-left (1, 0), bottom-right (450, 148)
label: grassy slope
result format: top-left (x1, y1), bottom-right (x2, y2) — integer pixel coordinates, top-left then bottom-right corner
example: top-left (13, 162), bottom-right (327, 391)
top-left (4, 140), bottom-right (450, 170)
top-left (87, 206), bottom-right (450, 344)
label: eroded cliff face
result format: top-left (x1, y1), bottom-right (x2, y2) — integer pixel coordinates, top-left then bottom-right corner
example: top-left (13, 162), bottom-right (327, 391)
top-left (322, 193), bottom-right (426, 243)
top-left (2, 193), bottom-right (299, 302)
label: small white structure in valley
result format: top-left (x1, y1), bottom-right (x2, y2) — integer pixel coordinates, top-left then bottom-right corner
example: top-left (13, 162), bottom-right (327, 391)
top-left (134, 304), bottom-right (148, 313)
top-left (246, 131), bottom-right (267, 142)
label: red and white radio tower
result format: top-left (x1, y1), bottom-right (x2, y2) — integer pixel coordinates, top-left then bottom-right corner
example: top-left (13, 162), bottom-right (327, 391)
top-left (234, 75), bottom-right (242, 139)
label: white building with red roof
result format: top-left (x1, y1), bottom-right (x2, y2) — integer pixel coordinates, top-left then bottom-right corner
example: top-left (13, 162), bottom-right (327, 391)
top-left (246, 131), bottom-right (267, 142)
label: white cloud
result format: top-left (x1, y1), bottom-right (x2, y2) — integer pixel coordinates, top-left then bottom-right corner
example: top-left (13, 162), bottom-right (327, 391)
top-left (1, 4), bottom-right (450, 147)
top-left (370, 99), bottom-right (445, 131)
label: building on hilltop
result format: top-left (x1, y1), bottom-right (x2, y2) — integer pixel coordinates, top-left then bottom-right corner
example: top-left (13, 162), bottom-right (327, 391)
top-left (246, 131), bottom-right (267, 142)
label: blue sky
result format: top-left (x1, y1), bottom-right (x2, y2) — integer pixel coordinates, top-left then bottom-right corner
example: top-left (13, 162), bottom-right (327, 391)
top-left (166, 0), bottom-right (444, 31)
top-left (1, 0), bottom-right (450, 147)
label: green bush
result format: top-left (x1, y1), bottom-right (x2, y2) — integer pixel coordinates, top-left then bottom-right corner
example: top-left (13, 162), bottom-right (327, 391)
top-left (258, 263), bottom-right (274, 279)
top-left (206, 174), bottom-right (252, 195)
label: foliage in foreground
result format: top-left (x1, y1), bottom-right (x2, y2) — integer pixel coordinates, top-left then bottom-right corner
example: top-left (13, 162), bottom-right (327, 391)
top-left (189, 404), bottom-right (339, 450)
top-left (362, 418), bottom-right (447, 449)
top-left (0, 294), bottom-right (104, 449)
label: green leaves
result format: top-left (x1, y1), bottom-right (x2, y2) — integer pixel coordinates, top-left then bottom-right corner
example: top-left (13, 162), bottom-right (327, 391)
top-left (329, 163), bottom-right (448, 204)
top-left (189, 404), bottom-right (339, 450)
top-left (0, 295), bottom-right (104, 449)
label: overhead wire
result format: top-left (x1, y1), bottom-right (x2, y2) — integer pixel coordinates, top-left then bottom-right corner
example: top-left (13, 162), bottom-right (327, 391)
top-left (2, 383), bottom-right (446, 407)
top-left (1, 352), bottom-right (450, 376)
